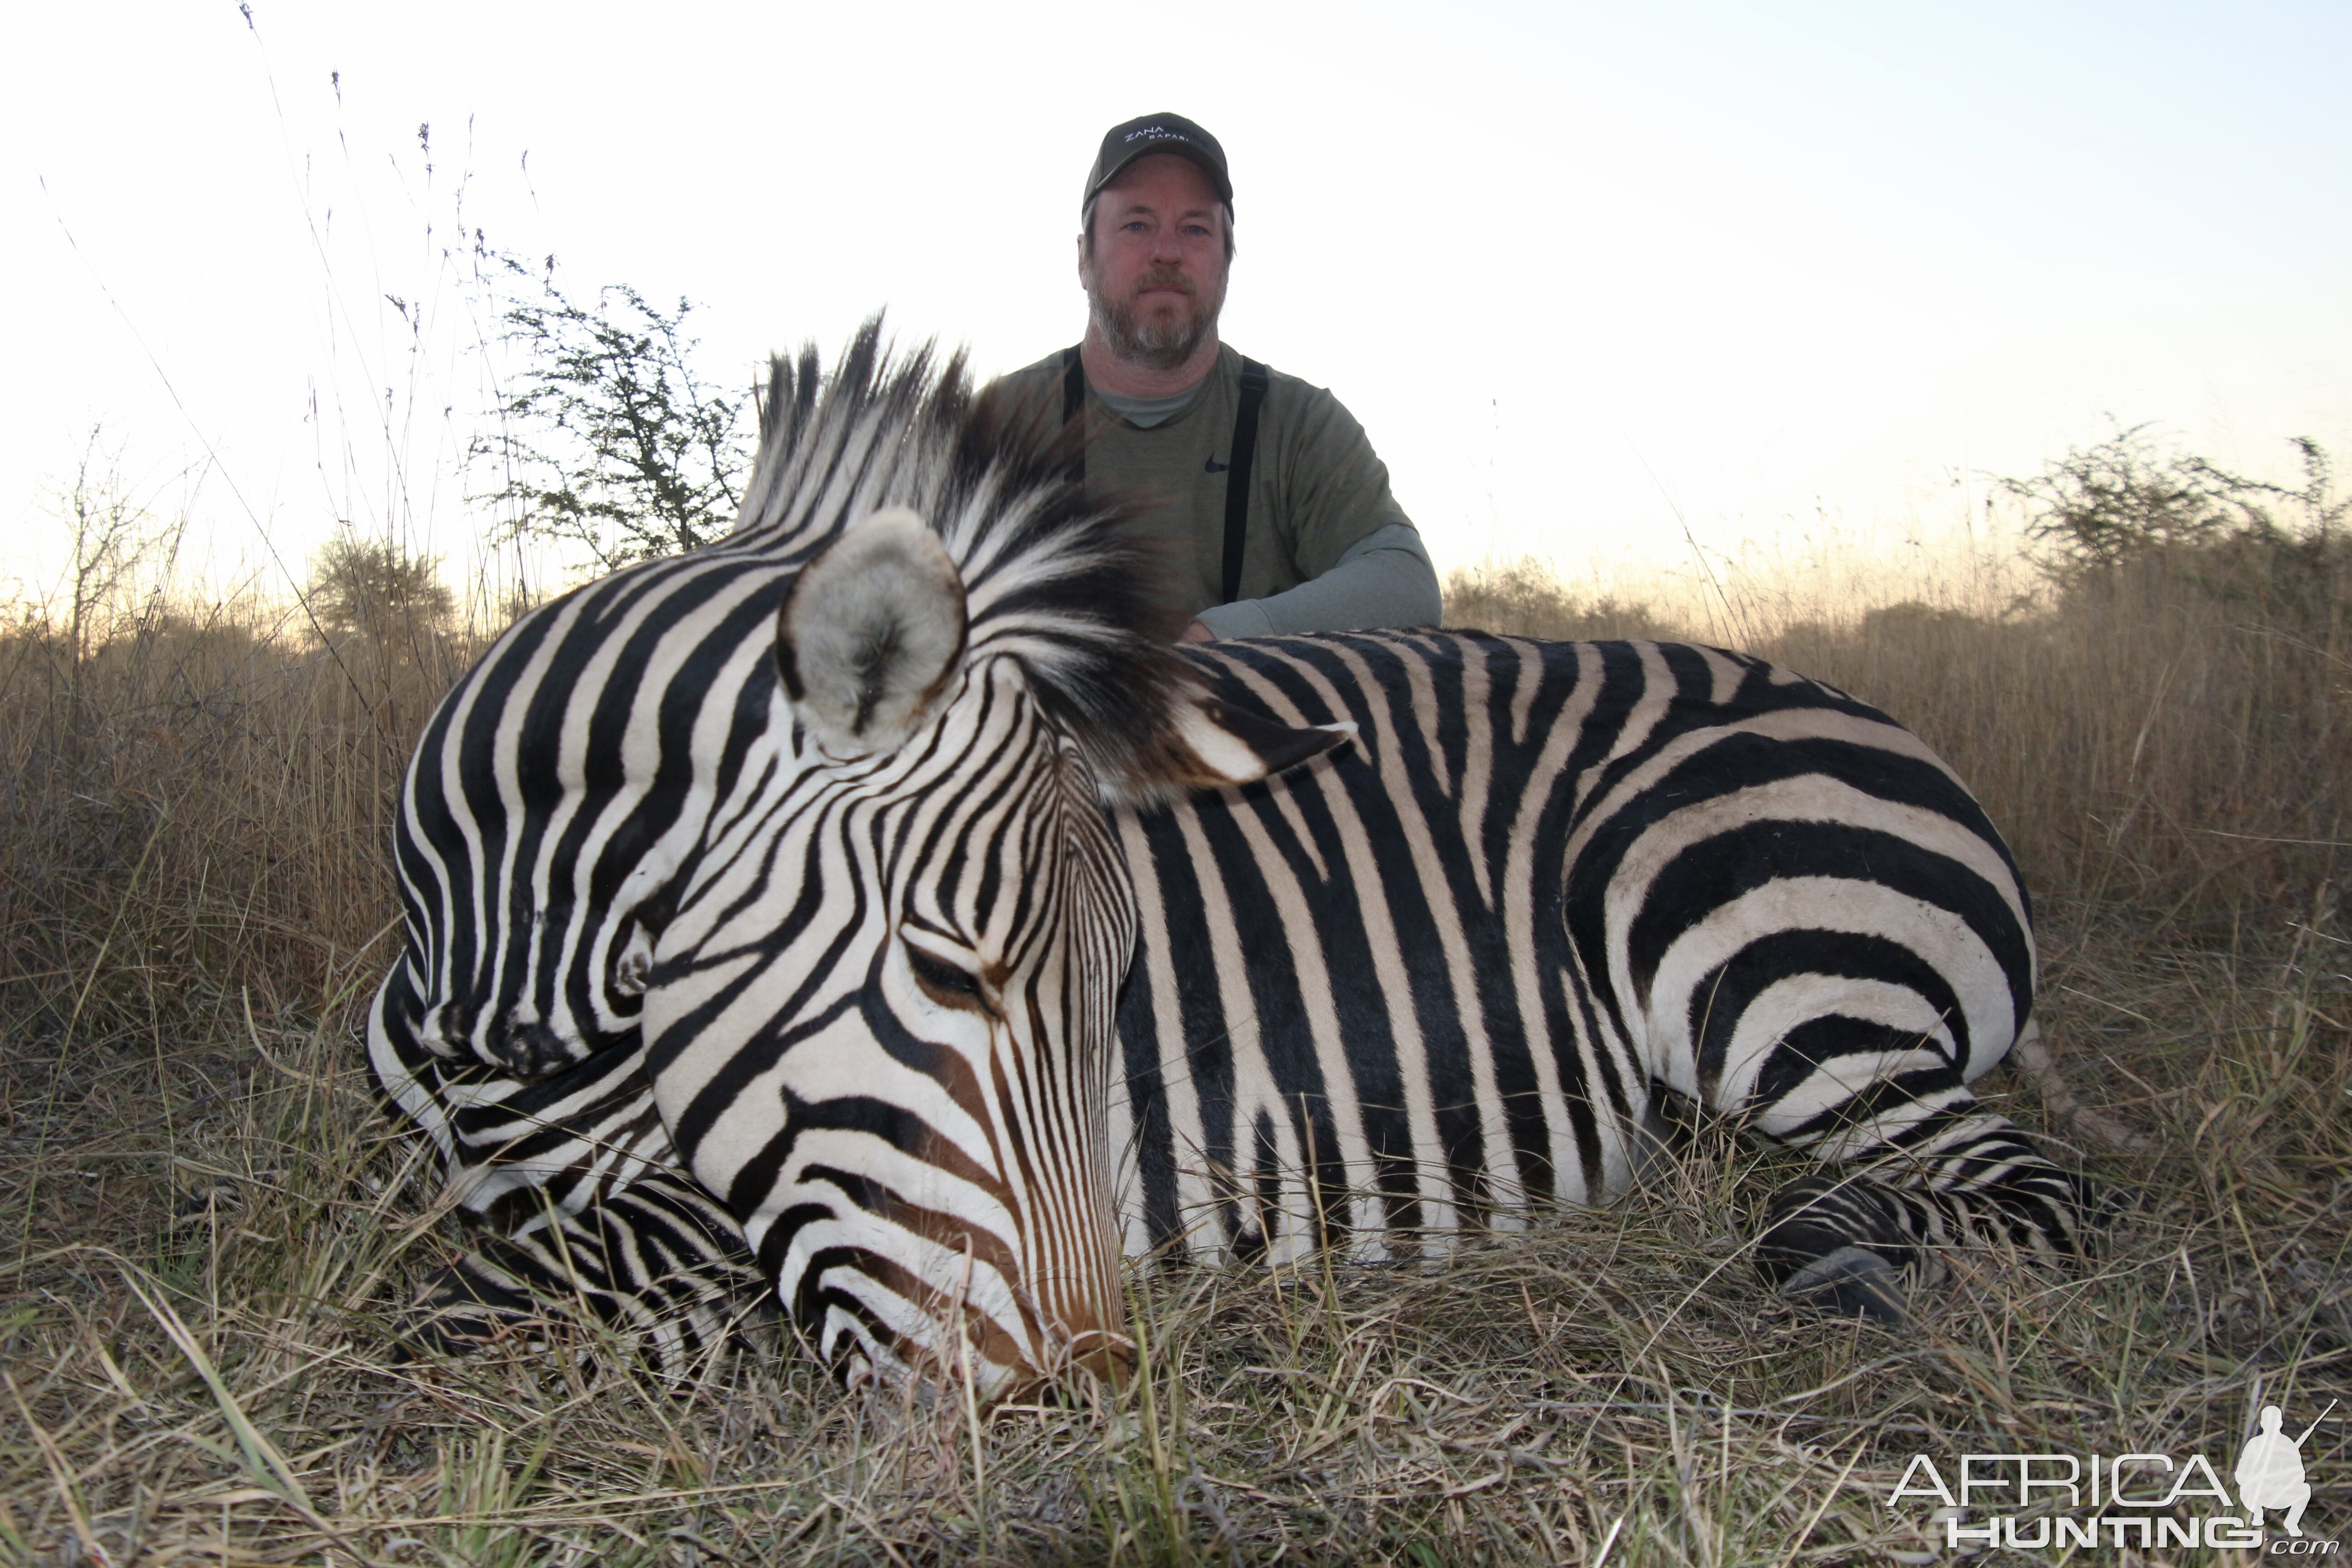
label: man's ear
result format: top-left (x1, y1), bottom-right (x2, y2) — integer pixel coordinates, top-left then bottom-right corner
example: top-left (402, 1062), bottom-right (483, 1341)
top-left (776, 507), bottom-right (966, 759)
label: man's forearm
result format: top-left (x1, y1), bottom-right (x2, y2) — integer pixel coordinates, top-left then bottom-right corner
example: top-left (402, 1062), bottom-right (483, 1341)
top-left (1195, 524), bottom-right (1444, 638)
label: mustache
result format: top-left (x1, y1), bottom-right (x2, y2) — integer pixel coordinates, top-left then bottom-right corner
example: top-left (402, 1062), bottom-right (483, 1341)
top-left (1132, 268), bottom-right (1194, 295)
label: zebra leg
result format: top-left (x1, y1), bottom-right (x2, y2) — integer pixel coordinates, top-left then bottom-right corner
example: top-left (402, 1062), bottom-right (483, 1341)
top-left (1718, 1017), bottom-right (2091, 1324)
top-left (371, 973), bottom-right (766, 1374)
top-left (412, 1174), bottom-right (767, 1379)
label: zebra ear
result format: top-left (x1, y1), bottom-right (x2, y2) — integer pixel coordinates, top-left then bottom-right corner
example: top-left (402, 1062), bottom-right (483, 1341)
top-left (1144, 693), bottom-right (1354, 796)
top-left (777, 507), bottom-right (967, 758)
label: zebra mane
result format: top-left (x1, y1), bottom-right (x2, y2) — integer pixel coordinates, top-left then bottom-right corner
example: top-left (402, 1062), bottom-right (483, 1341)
top-left (730, 317), bottom-right (1209, 796)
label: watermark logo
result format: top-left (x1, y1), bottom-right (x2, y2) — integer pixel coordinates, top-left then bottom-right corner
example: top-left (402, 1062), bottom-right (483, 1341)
top-left (2242, 1402), bottom-right (2334, 1540)
top-left (1887, 1398), bottom-right (2337, 1554)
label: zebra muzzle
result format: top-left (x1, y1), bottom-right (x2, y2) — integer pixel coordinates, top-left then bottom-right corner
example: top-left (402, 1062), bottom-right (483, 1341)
top-left (480, 1017), bottom-right (583, 1078)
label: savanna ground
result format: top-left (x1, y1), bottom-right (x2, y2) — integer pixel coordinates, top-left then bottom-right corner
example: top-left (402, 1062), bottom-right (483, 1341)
top-left (2, 456), bottom-right (2347, 1565)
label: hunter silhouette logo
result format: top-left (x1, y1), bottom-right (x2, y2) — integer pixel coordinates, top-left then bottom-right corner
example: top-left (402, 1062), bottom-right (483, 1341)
top-left (1886, 1396), bottom-right (2338, 1552)
top-left (2240, 1401), bottom-right (2335, 1539)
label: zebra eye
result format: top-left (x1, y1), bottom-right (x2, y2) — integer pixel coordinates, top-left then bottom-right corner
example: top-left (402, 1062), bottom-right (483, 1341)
top-left (904, 939), bottom-right (993, 1014)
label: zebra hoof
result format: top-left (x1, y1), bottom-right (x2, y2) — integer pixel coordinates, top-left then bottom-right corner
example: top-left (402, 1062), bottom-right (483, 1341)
top-left (1781, 1246), bottom-right (1908, 1326)
top-left (392, 1260), bottom-right (540, 1362)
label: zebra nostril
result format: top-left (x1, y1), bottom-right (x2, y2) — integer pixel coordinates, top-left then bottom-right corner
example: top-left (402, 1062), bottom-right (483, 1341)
top-left (486, 1019), bottom-right (575, 1079)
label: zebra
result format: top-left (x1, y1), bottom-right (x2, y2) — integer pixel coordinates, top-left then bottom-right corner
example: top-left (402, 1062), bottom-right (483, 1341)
top-left (367, 327), bottom-right (951, 1362)
top-left (369, 324), bottom-right (2093, 1397)
top-left (368, 323), bottom-right (1295, 1370)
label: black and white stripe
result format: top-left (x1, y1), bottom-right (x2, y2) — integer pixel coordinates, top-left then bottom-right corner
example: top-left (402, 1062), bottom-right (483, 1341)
top-left (368, 328), bottom-right (2092, 1392)
top-left (1108, 632), bottom-right (2084, 1320)
top-left (370, 321), bottom-right (1308, 1382)
top-left (369, 325), bottom-right (965, 1363)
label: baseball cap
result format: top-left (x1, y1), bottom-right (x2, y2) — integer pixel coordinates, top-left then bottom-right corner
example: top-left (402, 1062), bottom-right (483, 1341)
top-left (1082, 114), bottom-right (1232, 210)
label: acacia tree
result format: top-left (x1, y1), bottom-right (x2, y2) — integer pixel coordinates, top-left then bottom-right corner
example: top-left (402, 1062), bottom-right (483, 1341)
top-left (471, 254), bottom-right (754, 570)
top-left (308, 537), bottom-right (454, 641)
top-left (2001, 423), bottom-right (2343, 584)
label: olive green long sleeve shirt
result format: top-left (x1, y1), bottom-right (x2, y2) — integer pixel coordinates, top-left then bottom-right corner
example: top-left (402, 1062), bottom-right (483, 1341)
top-left (992, 344), bottom-right (1442, 632)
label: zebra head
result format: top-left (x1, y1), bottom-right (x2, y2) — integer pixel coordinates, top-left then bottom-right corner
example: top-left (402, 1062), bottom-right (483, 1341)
top-left (643, 353), bottom-right (1347, 1400)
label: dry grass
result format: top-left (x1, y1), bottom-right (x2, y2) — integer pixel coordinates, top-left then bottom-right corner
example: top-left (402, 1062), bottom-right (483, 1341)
top-left (1, 914), bottom-right (2343, 1565)
top-left (3, 523), bottom-right (2348, 1563)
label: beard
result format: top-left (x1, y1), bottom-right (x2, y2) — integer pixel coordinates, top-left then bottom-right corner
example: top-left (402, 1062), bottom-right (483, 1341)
top-left (1088, 265), bottom-right (1226, 372)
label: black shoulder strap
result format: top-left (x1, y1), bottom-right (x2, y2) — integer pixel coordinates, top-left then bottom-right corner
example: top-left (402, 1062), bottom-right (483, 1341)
top-left (1060, 344), bottom-right (1086, 423)
top-left (1221, 358), bottom-right (1270, 605)
top-left (1059, 345), bottom-right (1086, 485)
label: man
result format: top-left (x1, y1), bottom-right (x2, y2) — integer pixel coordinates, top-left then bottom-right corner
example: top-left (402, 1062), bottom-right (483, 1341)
top-left (995, 113), bottom-right (1443, 642)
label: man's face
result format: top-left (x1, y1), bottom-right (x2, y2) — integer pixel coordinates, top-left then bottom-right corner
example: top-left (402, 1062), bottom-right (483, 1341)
top-left (1079, 153), bottom-right (1231, 372)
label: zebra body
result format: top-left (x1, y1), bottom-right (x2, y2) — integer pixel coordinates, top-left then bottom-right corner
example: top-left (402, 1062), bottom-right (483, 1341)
top-left (1109, 632), bottom-right (2054, 1283)
top-left (369, 328), bottom-right (2087, 1397)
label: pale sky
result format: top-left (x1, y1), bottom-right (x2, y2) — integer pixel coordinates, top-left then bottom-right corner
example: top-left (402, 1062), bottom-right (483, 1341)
top-left (5, 0), bottom-right (2347, 611)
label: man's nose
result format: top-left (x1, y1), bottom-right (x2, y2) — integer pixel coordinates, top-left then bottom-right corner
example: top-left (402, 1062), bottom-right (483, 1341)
top-left (1148, 226), bottom-right (1186, 262)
